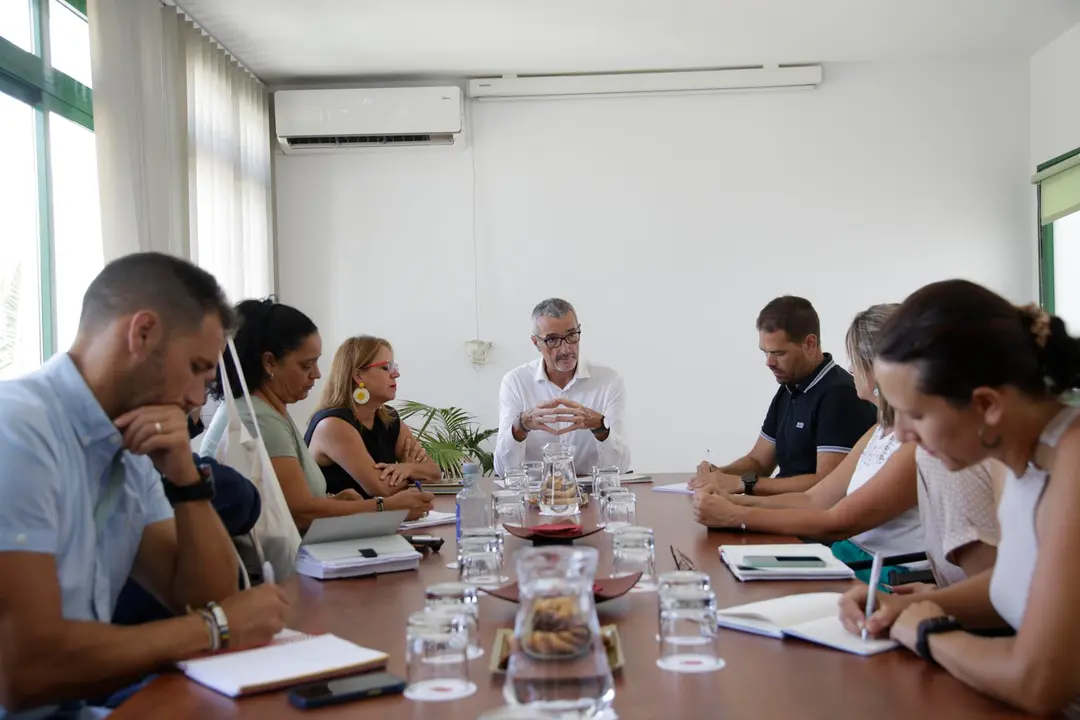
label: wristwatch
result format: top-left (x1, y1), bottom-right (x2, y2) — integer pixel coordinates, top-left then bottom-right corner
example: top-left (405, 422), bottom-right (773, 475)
top-left (375, 496), bottom-right (385, 512)
top-left (163, 465), bottom-right (215, 505)
top-left (916, 615), bottom-right (962, 664)
top-left (590, 415), bottom-right (608, 438)
top-left (741, 471), bottom-right (758, 496)
top-left (516, 411), bottom-right (529, 436)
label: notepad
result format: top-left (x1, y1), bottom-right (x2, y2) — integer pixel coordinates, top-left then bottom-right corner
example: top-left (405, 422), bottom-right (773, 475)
top-left (717, 592), bottom-right (898, 656)
top-left (719, 543), bottom-right (855, 581)
top-left (177, 631), bottom-right (389, 697)
top-left (400, 510), bottom-right (457, 530)
top-left (651, 481), bottom-right (693, 495)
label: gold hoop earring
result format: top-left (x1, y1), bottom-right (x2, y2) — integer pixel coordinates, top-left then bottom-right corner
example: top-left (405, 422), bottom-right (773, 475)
top-left (978, 423), bottom-right (1002, 450)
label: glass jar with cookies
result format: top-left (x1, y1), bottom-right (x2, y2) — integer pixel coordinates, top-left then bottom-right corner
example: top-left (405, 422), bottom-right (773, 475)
top-left (539, 442), bottom-right (580, 516)
top-left (504, 546), bottom-right (615, 717)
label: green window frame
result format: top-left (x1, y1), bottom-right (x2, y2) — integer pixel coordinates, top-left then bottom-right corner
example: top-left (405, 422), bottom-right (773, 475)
top-left (0, 0), bottom-right (92, 360)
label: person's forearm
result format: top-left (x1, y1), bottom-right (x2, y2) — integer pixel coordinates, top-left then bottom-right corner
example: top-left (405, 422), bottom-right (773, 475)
top-left (5, 614), bottom-right (209, 711)
top-left (929, 633), bottom-right (1065, 715)
top-left (718, 456), bottom-right (768, 477)
top-left (730, 492), bottom-right (814, 510)
top-left (754, 473), bottom-right (824, 495)
top-left (172, 500), bottom-right (239, 609)
top-left (738, 506), bottom-right (847, 540)
top-left (910, 571), bottom-right (1005, 629)
top-left (409, 461), bottom-right (443, 483)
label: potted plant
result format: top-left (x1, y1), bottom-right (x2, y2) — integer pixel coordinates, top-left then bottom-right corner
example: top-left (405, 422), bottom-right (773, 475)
top-left (395, 400), bottom-right (498, 479)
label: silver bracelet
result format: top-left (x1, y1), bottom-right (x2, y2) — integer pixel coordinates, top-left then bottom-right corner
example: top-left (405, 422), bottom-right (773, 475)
top-left (206, 601), bottom-right (231, 649)
top-left (195, 608), bottom-right (221, 652)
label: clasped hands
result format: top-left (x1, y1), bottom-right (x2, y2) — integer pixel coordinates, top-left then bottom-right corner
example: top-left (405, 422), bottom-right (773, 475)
top-left (374, 435), bottom-right (430, 487)
top-left (519, 398), bottom-right (603, 435)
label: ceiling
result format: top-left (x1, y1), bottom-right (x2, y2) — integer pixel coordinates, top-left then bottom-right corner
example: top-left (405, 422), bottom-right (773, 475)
top-left (175, 0), bottom-right (1080, 84)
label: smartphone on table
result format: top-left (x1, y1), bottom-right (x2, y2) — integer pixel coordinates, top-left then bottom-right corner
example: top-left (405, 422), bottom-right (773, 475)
top-left (741, 555), bottom-right (827, 569)
top-left (288, 671), bottom-right (406, 709)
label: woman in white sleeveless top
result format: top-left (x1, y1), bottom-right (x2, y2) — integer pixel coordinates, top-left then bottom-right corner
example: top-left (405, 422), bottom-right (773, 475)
top-left (838, 279), bottom-right (1080, 717)
top-left (694, 305), bottom-right (925, 582)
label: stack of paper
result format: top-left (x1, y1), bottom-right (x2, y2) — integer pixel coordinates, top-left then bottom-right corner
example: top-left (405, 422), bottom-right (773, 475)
top-left (400, 510), bottom-right (456, 530)
top-left (651, 481), bottom-right (693, 495)
top-left (719, 543), bottom-right (855, 581)
top-left (716, 592), bottom-right (897, 656)
top-left (296, 510), bottom-right (421, 580)
top-left (178, 631), bottom-right (389, 696)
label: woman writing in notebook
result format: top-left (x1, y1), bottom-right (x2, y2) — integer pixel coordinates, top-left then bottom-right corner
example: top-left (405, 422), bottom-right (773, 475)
top-left (305, 335), bottom-right (442, 498)
top-left (694, 304), bottom-right (1000, 587)
top-left (839, 280), bottom-right (1080, 716)
top-left (201, 299), bottom-right (433, 531)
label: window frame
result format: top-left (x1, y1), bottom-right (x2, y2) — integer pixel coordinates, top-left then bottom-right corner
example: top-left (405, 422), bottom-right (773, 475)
top-left (0, 0), bottom-right (92, 361)
top-left (1038, 146), bottom-right (1080, 314)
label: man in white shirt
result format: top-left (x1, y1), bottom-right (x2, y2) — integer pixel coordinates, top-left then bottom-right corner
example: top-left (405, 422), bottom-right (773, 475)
top-left (494, 299), bottom-right (631, 476)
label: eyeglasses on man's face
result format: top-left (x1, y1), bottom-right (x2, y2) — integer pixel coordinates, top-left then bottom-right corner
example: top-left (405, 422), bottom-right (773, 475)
top-left (535, 327), bottom-right (582, 349)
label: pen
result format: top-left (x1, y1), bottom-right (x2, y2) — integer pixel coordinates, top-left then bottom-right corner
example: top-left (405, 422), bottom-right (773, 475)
top-left (262, 560), bottom-right (276, 585)
top-left (414, 481), bottom-right (422, 492)
top-left (862, 552), bottom-right (884, 641)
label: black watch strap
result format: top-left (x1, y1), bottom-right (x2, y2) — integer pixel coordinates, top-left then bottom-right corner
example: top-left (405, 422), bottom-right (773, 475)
top-left (741, 471), bottom-right (758, 495)
top-left (591, 416), bottom-right (608, 437)
top-left (916, 615), bottom-right (962, 664)
top-left (163, 466), bottom-right (215, 504)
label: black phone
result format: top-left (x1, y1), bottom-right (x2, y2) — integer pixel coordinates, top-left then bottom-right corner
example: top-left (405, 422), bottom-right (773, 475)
top-left (287, 671), bottom-right (406, 709)
top-left (741, 555), bottom-right (827, 569)
top-left (404, 534), bottom-right (445, 552)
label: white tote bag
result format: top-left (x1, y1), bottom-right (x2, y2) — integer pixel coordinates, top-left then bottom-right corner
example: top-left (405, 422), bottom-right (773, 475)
top-left (214, 337), bottom-right (302, 580)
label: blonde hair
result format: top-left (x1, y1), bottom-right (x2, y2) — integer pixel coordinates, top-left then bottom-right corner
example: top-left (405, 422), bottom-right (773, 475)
top-left (317, 335), bottom-right (394, 421)
top-left (845, 304), bottom-right (899, 428)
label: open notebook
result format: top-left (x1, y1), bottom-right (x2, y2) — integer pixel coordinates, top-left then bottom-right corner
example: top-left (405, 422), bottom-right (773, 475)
top-left (717, 592), bottom-right (898, 656)
top-left (177, 630), bottom-right (389, 697)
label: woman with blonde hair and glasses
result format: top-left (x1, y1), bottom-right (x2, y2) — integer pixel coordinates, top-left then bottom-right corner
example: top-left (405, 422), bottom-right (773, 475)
top-left (305, 336), bottom-right (442, 499)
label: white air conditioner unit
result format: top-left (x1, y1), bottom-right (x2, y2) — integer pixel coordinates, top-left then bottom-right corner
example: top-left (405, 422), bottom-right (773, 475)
top-left (273, 86), bottom-right (463, 154)
top-left (468, 66), bottom-right (823, 100)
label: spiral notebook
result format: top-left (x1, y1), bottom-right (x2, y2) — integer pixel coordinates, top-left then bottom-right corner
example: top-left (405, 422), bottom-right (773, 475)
top-left (177, 630), bottom-right (389, 697)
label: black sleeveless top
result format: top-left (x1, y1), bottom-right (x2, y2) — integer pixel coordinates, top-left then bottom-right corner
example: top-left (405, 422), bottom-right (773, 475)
top-left (303, 407), bottom-right (401, 498)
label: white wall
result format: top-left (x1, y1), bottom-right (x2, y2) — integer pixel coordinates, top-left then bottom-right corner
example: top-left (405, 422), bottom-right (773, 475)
top-left (1031, 21), bottom-right (1080, 166)
top-left (275, 60), bottom-right (1032, 473)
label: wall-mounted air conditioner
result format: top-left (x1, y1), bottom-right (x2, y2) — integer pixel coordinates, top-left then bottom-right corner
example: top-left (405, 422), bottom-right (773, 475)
top-left (273, 86), bottom-right (463, 154)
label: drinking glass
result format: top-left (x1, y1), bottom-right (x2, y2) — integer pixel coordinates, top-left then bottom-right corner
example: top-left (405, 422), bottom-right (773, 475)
top-left (611, 526), bottom-right (657, 592)
top-left (424, 582), bottom-right (483, 660)
top-left (656, 587), bottom-right (723, 673)
top-left (656, 570), bottom-right (711, 640)
top-left (591, 465), bottom-right (621, 501)
top-left (404, 610), bottom-right (477, 701)
top-left (493, 489), bottom-right (526, 533)
top-left (601, 490), bottom-right (636, 533)
top-left (523, 461), bottom-right (544, 506)
top-left (503, 468), bottom-right (529, 493)
top-left (459, 536), bottom-right (508, 586)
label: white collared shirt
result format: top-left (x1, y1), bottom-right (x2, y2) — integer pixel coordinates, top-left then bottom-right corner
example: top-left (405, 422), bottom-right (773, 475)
top-left (494, 357), bottom-right (631, 476)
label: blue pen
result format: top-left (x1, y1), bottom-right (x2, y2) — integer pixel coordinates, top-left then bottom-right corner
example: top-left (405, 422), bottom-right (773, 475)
top-left (414, 481), bottom-right (422, 492)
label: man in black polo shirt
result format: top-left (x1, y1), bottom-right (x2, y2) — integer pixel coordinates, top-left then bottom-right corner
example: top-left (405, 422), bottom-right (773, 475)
top-left (692, 296), bottom-right (877, 496)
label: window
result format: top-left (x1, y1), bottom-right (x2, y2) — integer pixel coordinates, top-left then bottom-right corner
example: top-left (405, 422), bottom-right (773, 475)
top-left (1049, 211), bottom-right (1080, 332)
top-left (0, 0), bottom-right (97, 372)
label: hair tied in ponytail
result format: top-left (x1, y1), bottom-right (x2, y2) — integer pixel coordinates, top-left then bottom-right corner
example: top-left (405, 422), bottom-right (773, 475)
top-left (1019, 304), bottom-right (1051, 350)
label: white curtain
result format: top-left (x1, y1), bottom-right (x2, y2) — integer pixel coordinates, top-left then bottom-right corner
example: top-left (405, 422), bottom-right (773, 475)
top-left (178, 14), bottom-right (274, 303)
top-left (88, 2), bottom-right (274, 303)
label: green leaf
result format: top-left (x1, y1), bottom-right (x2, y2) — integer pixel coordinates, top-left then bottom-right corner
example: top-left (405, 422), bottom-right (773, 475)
top-left (392, 398), bottom-right (498, 476)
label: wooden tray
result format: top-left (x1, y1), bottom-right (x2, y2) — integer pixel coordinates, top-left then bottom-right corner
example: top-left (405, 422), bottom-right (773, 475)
top-left (490, 625), bottom-right (625, 674)
top-left (478, 573), bottom-right (642, 604)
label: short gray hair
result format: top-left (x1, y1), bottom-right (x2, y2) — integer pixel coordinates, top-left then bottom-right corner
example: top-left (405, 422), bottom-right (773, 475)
top-left (531, 298), bottom-right (577, 334)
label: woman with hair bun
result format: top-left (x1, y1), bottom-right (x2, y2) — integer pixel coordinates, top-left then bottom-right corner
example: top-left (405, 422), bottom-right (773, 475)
top-left (839, 279), bottom-right (1080, 716)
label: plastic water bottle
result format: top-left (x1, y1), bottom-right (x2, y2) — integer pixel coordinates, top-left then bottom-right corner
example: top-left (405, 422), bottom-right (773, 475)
top-left (456, 461), bottom-right (492, 540)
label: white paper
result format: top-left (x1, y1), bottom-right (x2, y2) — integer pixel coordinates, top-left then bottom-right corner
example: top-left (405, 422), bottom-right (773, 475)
top-left (400, 510), bottom-right (457, 530)
top-left (651, 481), bottom-right (693, 495)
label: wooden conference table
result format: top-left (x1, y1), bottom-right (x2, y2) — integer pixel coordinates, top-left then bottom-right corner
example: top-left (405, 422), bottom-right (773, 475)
top-left (112, 474), bottom-right (1035, 719)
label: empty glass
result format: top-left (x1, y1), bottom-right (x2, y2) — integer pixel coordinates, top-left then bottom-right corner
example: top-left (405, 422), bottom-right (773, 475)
top-left (656, 570), bottom-right (712, 640)
top-left (503, 468), bottom-right (529, 493)
top-left (424, 582), bottom-right (482, 660)
top-left (459, 535), bottom-right (508, 586)
top-left (523, 461), bottom-right (544, 506)
top-left (612, 526), bottom-right (657, 592)
top-left (493, 489), bottom-right (526, 533)
top-left (404, 610), bottom-right (477, 701)
top-left (656, 587), bottom-right (723, 673)
top-left (591, 465), bottom-right (621, 501)
top-left (601, 489), bottom-right (636, 533)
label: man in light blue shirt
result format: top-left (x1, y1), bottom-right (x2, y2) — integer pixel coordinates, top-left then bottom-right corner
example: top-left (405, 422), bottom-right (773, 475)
top-left (0, 253), bottom-right (289, 718)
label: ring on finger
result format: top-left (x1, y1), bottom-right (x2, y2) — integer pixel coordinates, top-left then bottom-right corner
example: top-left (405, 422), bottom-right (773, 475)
top-left (154, 421), bottom-right (163, 435)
